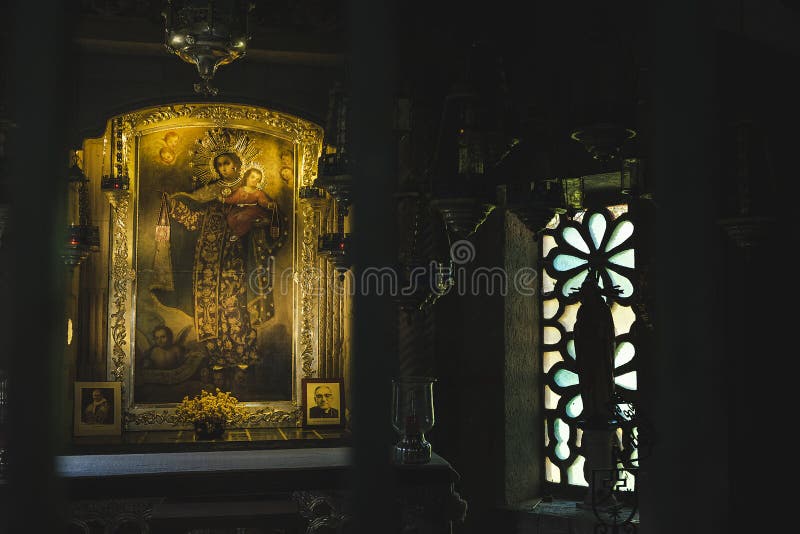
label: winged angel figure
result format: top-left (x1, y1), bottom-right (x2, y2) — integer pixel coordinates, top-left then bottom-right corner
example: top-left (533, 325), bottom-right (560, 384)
top-left (135, 324), bottom-right (209, 385)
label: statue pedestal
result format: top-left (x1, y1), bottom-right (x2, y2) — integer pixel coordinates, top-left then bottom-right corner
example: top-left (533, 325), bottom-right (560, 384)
top-left (577, 426), bottom-right (617, 510)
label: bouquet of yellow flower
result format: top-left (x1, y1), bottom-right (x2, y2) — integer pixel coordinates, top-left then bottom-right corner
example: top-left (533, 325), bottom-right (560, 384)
top-left (175, 388), bottom-right (248, 437)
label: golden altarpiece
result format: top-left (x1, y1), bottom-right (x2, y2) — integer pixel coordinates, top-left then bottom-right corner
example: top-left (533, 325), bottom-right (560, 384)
top-left (73, 102), bottom-right (351, 431)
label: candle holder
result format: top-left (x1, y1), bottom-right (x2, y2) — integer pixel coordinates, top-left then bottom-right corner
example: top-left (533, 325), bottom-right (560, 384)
top-left (100, 174), bottom-right (130, 191)
top-left (318, 232), bottom-right (351, 280)
top-left (63, 160), bottom-right (100, 267)
top-left (392, 376), bottom-right (436, 465)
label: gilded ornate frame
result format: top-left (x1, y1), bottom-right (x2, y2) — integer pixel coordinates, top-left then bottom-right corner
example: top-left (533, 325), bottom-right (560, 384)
top-left (93, 103), bottom-right (336, 430)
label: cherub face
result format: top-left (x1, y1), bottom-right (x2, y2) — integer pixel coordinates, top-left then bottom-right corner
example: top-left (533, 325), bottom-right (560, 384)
top-left (160, 147), bottom-right (175, 164)
top-left (153, 327), bottom-right (172, 347)
top-left (164, 131), bottom-right (180, 149)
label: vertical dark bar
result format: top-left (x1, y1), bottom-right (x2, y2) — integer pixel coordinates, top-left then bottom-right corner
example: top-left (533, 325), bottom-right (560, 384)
top-left (5, 0), bottom-right (73, 531)
top-left (348, 0), bottom-right (398, 532)
top-left (643, 0), bottom-right (727, 532)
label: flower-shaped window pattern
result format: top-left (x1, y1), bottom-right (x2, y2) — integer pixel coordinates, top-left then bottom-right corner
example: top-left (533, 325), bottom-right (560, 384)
top-left (541, 207), bottom-right (639, 489)
top-left (548, 209), bottom-right (635, 306)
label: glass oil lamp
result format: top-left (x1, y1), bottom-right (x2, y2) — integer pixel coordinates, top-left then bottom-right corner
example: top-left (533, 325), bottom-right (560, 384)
top-left (392, 376), bottom-right (436, 464)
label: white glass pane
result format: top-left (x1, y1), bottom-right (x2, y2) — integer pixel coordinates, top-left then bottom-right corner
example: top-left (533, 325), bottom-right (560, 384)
top-left (588, 213), bottom-right (607, 250)
top-left (544, 419), bottom-right (550, 446)
top-left (615, 469), bottom-right (635, 492)
top-left (575, 428), bottom-right (583, 448)
top-left (543, 351), bottom-right (563, 374)
top-left (558, 303), bottom-right (581, 332)
top-left (546, 213), bottom-right (560, 230)
top-left (562, 226), bottom-right (590, 254)
top-left (615, 371), bottom-right (638, 390)
top-left (606, 268), bottom-right (634, 298)
top-left (554, 418), bottom-right (570, 442)
top-left (545, 457), bottom-right (561, 483)
top-left (605, 220), bottom-right (634, 252)
top-left (543, 298), bottom-right (559, 320)
top-left (614, 342), bottom-right (635, 368)
top-left (607, 204), bottom-right (628, 219)
top-left (565, 394), bottom-right (583, 418)
top-left (545, 385), bottom-right (561, 410)
top-left (553, 254), bottom-right (588, 272)
top-left (542, 234), bottom-right (558, 258)
top-left (566, 339), bottom-right (576, 359)
top-left (567, 455), bottom-right (589, 487)
top-left (542, 269), bottom-right (556, 294)
top-left (616, 403), bottom-right (633, 421)
top-left (555, 442), bottom-right (570, 460)
top-left (554, 368), bottom-right (579, 387)
top-left (608, 248), bottom-right (635, 269)
top-left (544, 326), bottom-right (562, 345)
top-left (610, 303), bottom-right (636, 335)
top-left (562, 269), bottom-right (589, 297)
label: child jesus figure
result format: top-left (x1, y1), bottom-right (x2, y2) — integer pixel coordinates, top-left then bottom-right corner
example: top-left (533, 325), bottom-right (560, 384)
top-left (222, 168), bottom-right (281, 241)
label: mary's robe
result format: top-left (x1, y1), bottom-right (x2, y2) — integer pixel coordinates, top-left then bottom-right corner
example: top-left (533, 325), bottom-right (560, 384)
top-left (152, 183), bottom-right (284, 369)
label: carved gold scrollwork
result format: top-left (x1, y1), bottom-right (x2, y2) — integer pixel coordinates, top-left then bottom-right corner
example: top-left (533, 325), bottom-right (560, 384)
top-left (299, 204), bottom-right (318, 378)
top-left (245, 406), bottom-right (304, 425)
top-left (125, 104), bottom-right (323, 144)
top-left (126, 406), bottom-right (303, 427)
top-left (300, 135), bottom-right (321, 187)
top-left (124, 409), bottom-right (179, 427)
top-left (105, 190), bottom-right (134, 385)
top-left (130, 104), bottom-right (194, 126)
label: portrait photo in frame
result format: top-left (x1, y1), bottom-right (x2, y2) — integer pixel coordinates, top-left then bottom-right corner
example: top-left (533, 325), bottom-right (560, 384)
top-left (74, 381), bottom-right (122, 436)
top-left (302, 378), bottom-right (345, 428)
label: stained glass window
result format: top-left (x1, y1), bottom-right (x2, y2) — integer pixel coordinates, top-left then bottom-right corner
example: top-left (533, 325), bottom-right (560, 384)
top-left (541, 206), bottom-right (639, 490)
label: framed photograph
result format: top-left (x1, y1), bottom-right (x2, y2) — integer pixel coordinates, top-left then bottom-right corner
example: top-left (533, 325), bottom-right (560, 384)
top-left (302, 378), bottom-right (345, 428)
top-left (74, 381), bottom-right (122, 436)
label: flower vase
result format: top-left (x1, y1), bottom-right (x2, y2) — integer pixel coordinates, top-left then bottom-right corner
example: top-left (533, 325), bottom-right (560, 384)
top-left (194, 419), bottom-right (226, 440)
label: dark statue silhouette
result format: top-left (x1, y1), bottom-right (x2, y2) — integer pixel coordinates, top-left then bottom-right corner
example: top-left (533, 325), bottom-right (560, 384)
top-left (572, 270), bottom-right (618, 429)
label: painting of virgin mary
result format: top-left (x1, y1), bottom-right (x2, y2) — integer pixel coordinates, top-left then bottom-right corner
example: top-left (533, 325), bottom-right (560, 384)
top-left (134, 127), bottom-right (294, 404)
